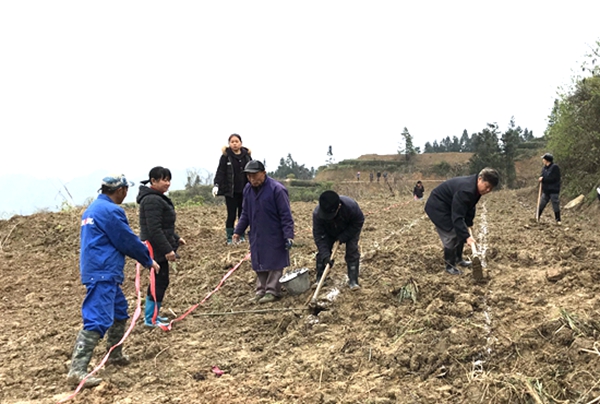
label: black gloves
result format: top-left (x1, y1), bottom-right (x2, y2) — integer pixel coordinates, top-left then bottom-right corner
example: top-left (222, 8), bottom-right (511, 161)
top-left (285, 239), bottom-right (294, 250)
top-left (321, 255), bottom-right (335, 268)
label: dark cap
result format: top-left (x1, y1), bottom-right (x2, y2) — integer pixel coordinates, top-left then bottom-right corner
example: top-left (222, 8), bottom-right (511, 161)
top-left (318, 190), bottom-right (340, 220)
top-left (541, 153), bottom-right (554, 162)
top-left (243, 160), bottom-right (265, 173)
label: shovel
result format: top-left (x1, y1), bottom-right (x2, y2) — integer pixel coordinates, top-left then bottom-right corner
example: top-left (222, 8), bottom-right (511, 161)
top-left (468, 228), bottom-right (483, 281)
top-left (306, 241), bottom-right (339, 310)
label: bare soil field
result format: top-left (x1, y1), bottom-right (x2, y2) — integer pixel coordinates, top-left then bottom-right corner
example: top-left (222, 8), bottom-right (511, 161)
top-left (1, 181), bottom-right (600, 404)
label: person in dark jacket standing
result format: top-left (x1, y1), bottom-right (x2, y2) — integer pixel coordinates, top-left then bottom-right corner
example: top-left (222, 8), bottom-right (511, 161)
top-left (313, 190), bottom-right (365, 290)
top-left (137, 166), bottom-right (186, 327)
top-left (233, 160), bottom-right (295, 304)
top-left (68, 174), bottom-right (160, 388)
top-left (212, 134), bottom-right (253, 244)
top-left (537, 153), bottom-right (562, 224)
top-left (413, 180), bottom-right (425, 200)
top-left (425, 168), bottom-right (499, 275)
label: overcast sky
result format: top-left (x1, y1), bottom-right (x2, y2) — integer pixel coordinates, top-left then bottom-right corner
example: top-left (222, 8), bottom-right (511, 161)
top-left (1, 1), bottom-right (598, 186)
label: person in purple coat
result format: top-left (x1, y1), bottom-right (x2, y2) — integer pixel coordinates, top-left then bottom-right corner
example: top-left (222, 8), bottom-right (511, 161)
top-left (233, 160), bottom-right (295, 304)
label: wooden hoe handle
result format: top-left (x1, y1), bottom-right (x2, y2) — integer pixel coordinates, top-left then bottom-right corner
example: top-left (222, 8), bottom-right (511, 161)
top-left (307, 241), bottom-right (339, 306)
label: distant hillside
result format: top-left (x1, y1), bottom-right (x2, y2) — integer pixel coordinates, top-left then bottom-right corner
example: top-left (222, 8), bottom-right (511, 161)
top-left (316, 151), bottom-right (543, 188)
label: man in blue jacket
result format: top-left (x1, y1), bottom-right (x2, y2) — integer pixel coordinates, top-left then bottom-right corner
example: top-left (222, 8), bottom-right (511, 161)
top-left (425, 168), bottom-right (499, 275)
top-left (67, 174), bottom-right (159, 388)
top-left (313, 190), bottom-right (365, 290)
top-left (233, 161), bottom-right (295, 304)
top-left (537, 153), bottom-right (562, 224)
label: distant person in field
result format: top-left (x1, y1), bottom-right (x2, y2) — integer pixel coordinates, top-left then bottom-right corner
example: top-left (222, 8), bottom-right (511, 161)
top-left (376, 171), bottom-right (381, 182)
top-left (68, 174), bottom-right (159, 388)
top-left (383, 171), bottom-right (388, 182)
top-left (137, 166), bottom-right (186, 327)
top-left (413, 180), bottom-right (425, 200)
top-left (537, 153), bottom-right (562, 225)
top-left (233, 160), bottom-right (295, 304)
top-left (212, 134), bottom-right (253, 244)
top-left (425, 168), bottom-right (500, 275)
top-left (370, 172), bottom-right (374, 182)
top-left (313, 190), bottom-right (365, 290)
top-left (356, 171), bottom-right (360, 181)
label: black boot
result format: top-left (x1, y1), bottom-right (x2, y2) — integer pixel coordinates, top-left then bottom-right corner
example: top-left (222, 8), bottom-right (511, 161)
top-left (347, 261), bottom-right (360, 290)
top-left (444, 248), bottom-right (462, 275)
top-left (555, 211), bottom-right (561, 225)
top-left (106, 319), bottom-right (130, 366)
top-left (67, 329), bottom-right (102, 388)
top-left (456, 243), bottom-right (472, 267)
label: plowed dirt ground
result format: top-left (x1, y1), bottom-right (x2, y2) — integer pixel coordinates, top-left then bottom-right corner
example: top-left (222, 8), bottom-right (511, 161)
top-left (2, 181), bottom-right (600, 404)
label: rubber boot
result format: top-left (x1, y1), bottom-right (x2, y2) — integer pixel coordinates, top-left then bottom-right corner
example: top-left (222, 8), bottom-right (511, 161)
top-left (347, 261), bottom-right (360, 290)
top-left (555, 211), bottom-right (561, 225)
top-left (106, 319), bottom-right (130, 366)
top-left (156, 302), bottom-right (169, 323)
top-left (444, 247), bottom-right (462, 275)
top-left (456, 243), bottom-right (472, 267)
top-left (67, 329), bottom-right (102, 388)
top-left (226, 228), bottom-right (234, 245)
top-left (144, 297), bottom-right (168, 327)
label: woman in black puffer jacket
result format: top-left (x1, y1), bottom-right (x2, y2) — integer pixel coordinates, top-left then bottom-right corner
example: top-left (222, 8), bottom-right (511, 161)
top-left (212, 134), bottom-right (252, 244)
top-left (137, 166), bottom-right (186, 327)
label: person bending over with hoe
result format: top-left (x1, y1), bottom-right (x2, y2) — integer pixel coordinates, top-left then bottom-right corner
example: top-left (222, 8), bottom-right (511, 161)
top-left (233, 160), bottom-right (295, 304)
top-left (425, 168), bottom-right (499, 275)
top-left (313, 190), bottom-right (365, 290)
top-left (68, 174), bottom-right (159, 388)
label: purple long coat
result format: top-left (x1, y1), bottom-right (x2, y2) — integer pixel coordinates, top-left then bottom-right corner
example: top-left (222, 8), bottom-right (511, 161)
top-left (234, 176), bottom-right (295, 271)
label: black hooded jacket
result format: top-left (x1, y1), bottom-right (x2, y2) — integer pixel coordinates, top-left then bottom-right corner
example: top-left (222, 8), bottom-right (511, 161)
top-left (312, 196), bottom-right (364, 255)
top-left (424, 174), bottom-right (480, 241)
top-left (540, 162), bottom-right (561, 194)
top-left (214, 146), bottom-right (252, 198)
top-left (136, 186), bottom-right (180, 259)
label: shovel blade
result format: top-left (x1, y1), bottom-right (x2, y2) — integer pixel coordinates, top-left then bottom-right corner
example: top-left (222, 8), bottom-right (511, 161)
top-left (472, 256), bottom-right (483, 281)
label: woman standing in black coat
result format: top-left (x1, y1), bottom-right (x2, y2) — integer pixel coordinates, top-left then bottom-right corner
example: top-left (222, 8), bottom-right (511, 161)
top-left (212, 134), bottom-right (252, 244)
top-left (137, 166), bottom-right (186, 327)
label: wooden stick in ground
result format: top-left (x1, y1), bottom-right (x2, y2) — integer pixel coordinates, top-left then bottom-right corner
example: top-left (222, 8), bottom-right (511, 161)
top-left (468, 228), bottom-right (483, 281)
top-left (536, 182), bottom-right (542, 222)
top-left (306, 242), bottom-right (339, 307)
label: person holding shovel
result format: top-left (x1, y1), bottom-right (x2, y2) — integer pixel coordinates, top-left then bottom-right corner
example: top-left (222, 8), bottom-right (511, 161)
top-left (537, 153), bottom-right (562, 225)
top-left (425, 167), bottom-right (499, 275)
top-left (68, 174), bottom-right (160, 388)
top-left (212, 134), bottom-right (253, 244)
top-left (137, 166), bottom-right (186, 327)
top-left (312, 190), bottom-right (365, 290)
top-left (233, 160), bottom-right (295, 304)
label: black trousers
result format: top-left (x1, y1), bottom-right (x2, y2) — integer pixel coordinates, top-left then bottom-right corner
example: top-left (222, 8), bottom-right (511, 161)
top-left (317, 235), bottom-right (361, 265)
top-left (147, 258), bottom-right (169, 303)
top-left (225, 193), bottom-right (244, 228)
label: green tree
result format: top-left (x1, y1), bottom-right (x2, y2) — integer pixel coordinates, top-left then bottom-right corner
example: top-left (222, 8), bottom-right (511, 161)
top-left (269, 154), bottom-right (315, 180)
top-left (501, 117), bottom-right (521, 188)
top-left (546, 72), bottom-right (600, 196)
top-left (469, 123), bottom-right (503, 181)
top-left (459, 130), bottom-right (471, 152)
top-left (398, 127), bottom-right (418, 162)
